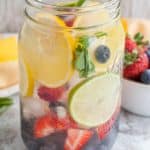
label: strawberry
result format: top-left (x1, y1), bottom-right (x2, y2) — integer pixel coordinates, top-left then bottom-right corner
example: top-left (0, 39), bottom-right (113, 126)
top-left (64, 129), bottom-right (93, 150)
top-left (96, 105), bottom-right (120, 140)
top-left (125, 36), bottom-right (137, 53)
top-left (34, 114), bottom-right (55, 138)
top-left (59, 15), bottom-right (76, 27)
top-left (38, 85), bottom-right (66, 102)
top-left (52, 114), bottom-right (77, 130)
top-left (34, 112), bottom-right (77, 138)
top-left (64, 15), bottom-right (76, 27)
top-left (124, 53), bottom-right (149, 79)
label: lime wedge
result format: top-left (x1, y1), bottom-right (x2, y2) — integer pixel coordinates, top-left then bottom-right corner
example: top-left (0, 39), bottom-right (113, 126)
top-left (69, 73), bottom-right (120, 128)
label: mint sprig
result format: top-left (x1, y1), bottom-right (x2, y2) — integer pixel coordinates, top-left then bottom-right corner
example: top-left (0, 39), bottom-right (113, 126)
top-left (0, 97), bottom-right (13, 115)
top-left (76, 0), bottom-right (86, 6)
top-left (134, 32), bottom-right (149, 46)
top-left (74, 36), bottom-right (95, 78)
top-left (63, 0), bottom-right (86, 7)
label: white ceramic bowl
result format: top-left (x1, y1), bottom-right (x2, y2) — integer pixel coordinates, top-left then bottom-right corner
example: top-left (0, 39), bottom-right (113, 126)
top-left (122, 79), bottom-right (150, 117)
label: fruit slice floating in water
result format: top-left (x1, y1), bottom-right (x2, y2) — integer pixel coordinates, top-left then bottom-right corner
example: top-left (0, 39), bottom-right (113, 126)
top-left (34, 114), bottom-right (55, 138)
top-left (20, 14), bottom-right (75, 88)
top-left (34, 113), bottom-right (77, 138)
top-left (38, 85), bottom-right (66, 102)
top-left (19, 59), bottom-right (34, 96)
top-left (121, 18), bottom-right (128, 33)
top-left (64, 129), bottom-right (93, 150)
top-left (69, 73), bottom-right (120, 128)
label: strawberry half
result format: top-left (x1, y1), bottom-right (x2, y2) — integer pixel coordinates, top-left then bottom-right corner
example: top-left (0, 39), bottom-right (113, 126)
top-left (34, 114), bottom-right (55, 138)
top-left (124, 53), bottom-right (149, 79)
top-left (96, 104), bottom-right (120, 140)
top-left (64, 129), bottom-right (93, 150)
top-left (52, 114), bottom-right (77, 131)
top-left (38, 85), bottom-right (66, 102)
top-left (34, 113), bottom-right (77, 138)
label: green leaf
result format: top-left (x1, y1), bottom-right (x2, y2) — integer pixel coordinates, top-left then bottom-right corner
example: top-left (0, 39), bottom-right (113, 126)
top-left (95, 32), bottom-right (107, 38)
top-left (0, 97), bottom-right (13, 115)
top-left (62, 0), bottom-right (86, 7)
top-left (74, 36), bottom-right (95, 78)
top-left (124, 50), bottom-right (138, 66)
top-left (63, 2), bottom-right (76, 7)
top-left (76, 0), bottom-right (86, 6)
top-left (0, 97), bottom-right (13, 106)
top-left (134, 32), bottom-right (149, 46)
top-left (75, 51), bottom-right (85, 70)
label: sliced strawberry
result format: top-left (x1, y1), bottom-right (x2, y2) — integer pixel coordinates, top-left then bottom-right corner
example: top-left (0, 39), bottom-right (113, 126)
top-left (96, 105), bottom-right (120, 140)
top-left (38, 85), bottom-right (66, 102)
top-left (34, 112), bottom-right (78, 139)
top-left (34, 114), bottom-right (54, 138)
top-left (64, 129), bottom-right (93, 150)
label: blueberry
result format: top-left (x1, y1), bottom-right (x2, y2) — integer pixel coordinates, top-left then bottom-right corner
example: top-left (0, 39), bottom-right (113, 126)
top-left (146, 48), bottom-right (150, 60)
top-left (95, 45), bottom-right (110, 63)
top-left (140, 70), bottom-right (150, 84)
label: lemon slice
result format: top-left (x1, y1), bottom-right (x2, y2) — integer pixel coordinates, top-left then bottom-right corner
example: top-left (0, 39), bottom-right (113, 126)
top-left (121, 18), bottom-right (128, 33)
top-left (19, 59), bottom-right (34, 96)
top-left (20, 14), bottom-right (75, 88)
top-left (69, 73), bottom-right (120, 128)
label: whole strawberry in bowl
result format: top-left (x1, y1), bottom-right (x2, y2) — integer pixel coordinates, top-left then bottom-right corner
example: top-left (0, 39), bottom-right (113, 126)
top-left (122, 31), bottom-right (150, 116)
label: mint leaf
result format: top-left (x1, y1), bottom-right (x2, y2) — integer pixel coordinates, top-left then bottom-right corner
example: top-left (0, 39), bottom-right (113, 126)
top-left (74, 36), bottom-right (95, 78)
top-left (0, 97), bottom-right (13, 106)
top-left (76, 0), bottom-right (86, 6)
top-left (0, 97), bottom-right (13, 115)
top-left (95, 32), bottom-right (107, 38)
top-left (63, 2), bottom-right (76, 7)
top-left (75, 51), bottom-right (85, 70)
top-left (62, 0), bottom-right (86, 7)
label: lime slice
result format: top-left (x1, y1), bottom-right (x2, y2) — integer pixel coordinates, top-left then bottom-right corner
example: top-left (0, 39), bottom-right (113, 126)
top-left (69, 73), bottom-right (120, 128)
top-left (20, 59), bottom-right (34, 96)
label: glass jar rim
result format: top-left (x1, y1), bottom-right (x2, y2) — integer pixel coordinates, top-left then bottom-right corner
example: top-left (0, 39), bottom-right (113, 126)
top-left (25, 0), bottom-right (120, 31)
top-left (26, 0), bottom-right (120, 14)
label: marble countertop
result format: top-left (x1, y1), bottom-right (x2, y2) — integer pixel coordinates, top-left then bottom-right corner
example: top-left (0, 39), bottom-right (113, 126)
top-left (0, 95), bottom-right (150, 150)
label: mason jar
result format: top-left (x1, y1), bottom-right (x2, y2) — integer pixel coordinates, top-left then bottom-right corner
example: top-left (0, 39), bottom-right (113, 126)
top-left (18, 0), bottom-right (125, 149)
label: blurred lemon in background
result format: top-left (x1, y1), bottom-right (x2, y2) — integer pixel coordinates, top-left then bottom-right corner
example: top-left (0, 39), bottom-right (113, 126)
top-left (0, 36), bottom-right (18, 62)
top-left (0, 36), bottom-right (19, 89)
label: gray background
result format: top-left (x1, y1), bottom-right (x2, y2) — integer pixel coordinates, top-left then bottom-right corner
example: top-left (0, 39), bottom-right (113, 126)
top-left (0, 0), bottom-right (150, 33)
